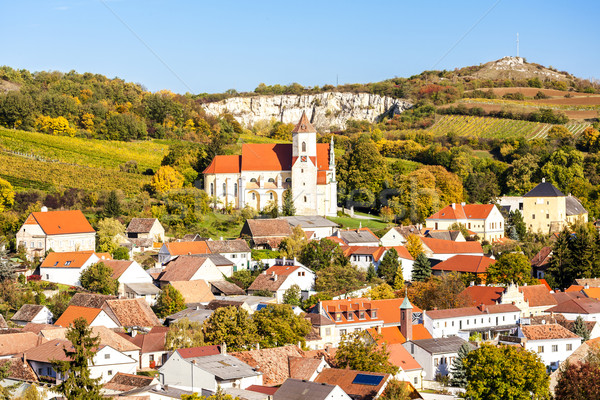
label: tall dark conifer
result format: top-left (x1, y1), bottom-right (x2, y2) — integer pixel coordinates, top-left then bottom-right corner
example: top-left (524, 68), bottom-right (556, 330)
top-left (103, 190), bottom-right (121, 218)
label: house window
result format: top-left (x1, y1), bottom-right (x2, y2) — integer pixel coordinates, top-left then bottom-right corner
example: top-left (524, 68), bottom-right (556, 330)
top-left (340, 329), bottom-right (347, 336)
top-left (270, 193), bottom-right (273, 200)
top-left (372, 310), bottom-right (377, 318)
top-left (304, 196), bottom-right (307, 203)
top-left (335, 313), bottom-right (341, 321)
top-left (64, 261), bottom-right (71, 266)
top-left (250, 178), bottom-right (257, 183)
top-left (222, 183), bottom-right (226, 196)
top-left (45, 274), bottom-right (49, 279)
top-left (30, 242), bottom-right (34, 248)
top-left (105, 354), bottom-right (110, 359)
top-left (359, 312), bottom-right (365, 320)
top-left (414, 377), bottom-right (418, 384)
top-left (108, 370), bottom-right (113, 376)
top-left (567, 344), bottom-right (573, 351)
top-left (302, 142), bottom-right (306, 152)
top-left (252, 193), bottom-right (256, 200)
top-left (537, 346), bottom-right (544, 353)
top-left (411, 344), bottom-right (414, 354)
top-left (268, 178), bottom-right (275, 183)
top-left (38, 241), bottom-right (42, 248)
top-left (434, 358), bottom-right (439, 366)
top-left (210, 183), bottom-right (214, 196)
top-left (532, 214), bottom-right (536, 219)
top-left (325, 328), bottom-right (331, 336)
top-left (150, 355), bottom-right (155, 362)
top-left (234, 183), bottom-right (238, 196)
top-left (348, 313), bottom-right (354, 321)
top-left (38, 368), bottom-right (42, 375)
top-left (552, 345), bottom-right (558, 352)
top-left (232, 254), bottom-right (237, 258)
top-left (546, 214), bottom-right (550, 219)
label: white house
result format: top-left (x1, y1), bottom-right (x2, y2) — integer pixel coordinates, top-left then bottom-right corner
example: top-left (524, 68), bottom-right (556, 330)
top-left (158, 241), bottom-right (211, 265)
top-left (120, 328), bottom-right (169, 369)
top-left (546, 298), bottom-right (600, 321)
top-left (279, 216), bottom-right (340, 240)
top-left (126, 218), bottom-right (165, 242)
top-left (158, 256), bottom-right (224, 287)
top-left (247, 263), bottom-right (315, 302)
top-left (508, 324), bottom-right (581, 371)
top-left (10, 305), bottom-right (53, 326)
top-left (423, 304), bottom-right (521, 339)
top-left (54, 305), bottom-right (120, 329)
top-left (40, 251), bottom-right (111, 287)
top-left (102, 259), bottom-right (155, 298)
top-left (403, 337), bottom-right (474, 380)
top-left (25, 339), bottom-right (137, 384)
top-left (344, 246), bottom-right (414, 280)
top-left (334, 227), bottom-right (380, 247)
top-left (16, 208), bottom-right (96, 260)
top-left (203, 112), bottom-right (338, 217)
top-left (159, 348), bottom-right (263, 392)
top-left (380, 226), bottom-right (422, 247)
top-left (206, 239), bottom-right (252, 272)
top-left (426, 203), bottom-right (505, 242)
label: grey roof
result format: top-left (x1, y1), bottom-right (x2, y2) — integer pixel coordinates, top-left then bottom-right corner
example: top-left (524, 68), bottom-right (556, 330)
top-left (118, 385), bottom-right (193, 398)
top-left (124, 282), bottom-right (161, 296)
top-left (274, 378), bottom-right (337, 400)
top-left (523, 181), bottom-right (565, 198)
top-left (279, 216), bottom-right (339, 229)
top-left (11, 305), bottom-right (45, 323)
top-left (426, 230), bottom-right (462, 241)
top-left (338, 229), bottom-right (379, 244)
top-left (410, 337), bottom-right (472, 355)
top-left (190, 354), bottom-right (262, 380)
top-left (210, 280), bottom-right (246, 296)
top-left (214, 295), bottom-right (275, 308)
top-left (223, 387), bottom-right (270, 400)
top-left (566, 196), bottom-right (587, 216)
top-left (187, 253), bottom-right (234, 266)
top-left (206, 239), bottom-right (251, 253)
top-left (165, 307), bottom-right (214, 325)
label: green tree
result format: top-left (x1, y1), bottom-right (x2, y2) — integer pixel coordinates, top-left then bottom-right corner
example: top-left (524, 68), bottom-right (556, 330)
top-left (202, 306), bottom-right (258, 351)
top-left (379, 379), bottom-right (412, 400)
top-left (282, 284), bottom-right (301, 307)
top-left (79, 262), bottom-right (118, 295)
top-left (572, 315), bottom-right (590, 341)
top-left (464, 344), bottom-right (550, 400)
top-left (52, 318), bottom-right (103, 400)
top-left (366, 264), bottom-right (377, 282)
top-left (252, 304), bottom-right (311, 348)
top-left (464, 171), bottom-right (499, 204)
top-left (153, 284), bottom-right (186, 318)
top-left (393, 267), bottom-right (404, 291)
top-left (378, 248), bottom-right (399, 285)
top-left (0, 360), bottom-right (17, 399)
top-left (96, 217), bottom-right (125, 254)
top-left (508, 210), bottom-right (526, 240)
top-left (278, 226), bottom-right (308, 258)
top-left (316, 263), bottom-right (366, 296)
top-left (102, 190), bottom-right (121, 218)
top-left (112, 246), bottom-right (130, 260)
top-left (411, 253), bottom-right (431, 282)
top-left (16, 383), bottom-right (46, 400)
top-left (541, 149), bottom-right (584, 192)
top-left (450, 343), bottom-right (472, 388)
top-left (299, 238), bottom-right (346, 271)
top-left (505, 154), bottom-right (539, 195)
top-left (229, 270), bottom-right (256, 290)
top-left (281, 189), bottom-right (296, 216)
top-left (334, 331), bottom-right (399, 374)
top-left (165, 318), bottom-right (204, 351)
top-left (486, 253), bottom-right (533, 285)
top-left (545, 227), bottom-right (574, 290)
top-left (0, 178), bottom-right (14, 213)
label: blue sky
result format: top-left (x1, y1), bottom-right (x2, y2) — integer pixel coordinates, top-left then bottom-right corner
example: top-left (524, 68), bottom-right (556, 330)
top-left (1, 1), bottom-right (598, 94)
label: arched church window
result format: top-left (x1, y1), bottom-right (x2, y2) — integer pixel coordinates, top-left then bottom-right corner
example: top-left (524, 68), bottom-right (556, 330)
top-left (268, 178), bottom-right (275, 183)
top-left (222, 183), bottom-right (226, 196)
top-left (302, 141), bottom-right (306, 152)
top-left (285, 178), bottom-right (291, 182)
top-left (270, 193), bottom-right (274, 200)
top-left (250, 178), bottom-right (257, 183)
top-left (252, 193), bottom-right (256, 200)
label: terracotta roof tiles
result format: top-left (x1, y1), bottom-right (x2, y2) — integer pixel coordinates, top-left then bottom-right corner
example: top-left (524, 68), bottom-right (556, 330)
top-left (245, 219), bottom-right (293, 238)
top-left (169, 280), bottom-right (215, 304)
top-left (158, 256), bottom-right (210, 282)
top-left (462, 286), bottom-right (505, 306)
top-left (178, 345), bottom-right (221, 359)
top-left (126, 218), bottom-right (159, 233)
top-left (26, 210), bottom-right (95, 235)
top-left (104, 372), bottom-right (156, 392)
top-left (206, 239), bottom-right (250, 253)
top-left (521, 324), bottom-right (580, 340)
top-left (387, 343), bottom-right (422, 371)
top-left (69, 293), bottom-right (117, 308)
top-left (54, 305), bottom-right (103, 327)
top-left (0, 332), bottom-right (46, 357)
top-left (118, 331), bottom-right (166, 354)
top-left (547, 298), bottom-right (600, 315)
top-left (292, 111), bottom-right (316, 133)
top-left (426, 304), bottom-right (519, 320)
top-left (0, 357), bottom-right (38, 381)
top-left (314, 368), bottom-right (390, 400)
top-left (229, 345), bottom-right (305, 386)
top-left (203, 155), bottom-right (242, 174)
top-left (103, 298), bottom-right (161, 327)
top-left (519, 284), bottom-right (557, 308)
top-left (40, 251), bottom-right (97, 269)
top-left (164, 241), bottom-right (210, 256)
top-left (103, 260), bottom-right (135, 280)
top-left (241, 144), bottom-right (293, 171)
top-left (420, 237), bottom-right (483, 255)
top-left (432, 255), bottom-right (495, 274)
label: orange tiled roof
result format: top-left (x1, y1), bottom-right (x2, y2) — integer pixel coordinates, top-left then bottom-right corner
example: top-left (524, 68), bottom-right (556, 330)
top-left (25, 210), bottom-right (95, 235)
top-left (316, 143), bottom-right (331, 170)
top-left (241, 144), bottom-right (292, 171)
top-left (387, 343), bottom-right (422, 371)
top-left (55, 305), bottom-right (103, 327)
top-left (566, 285), bottom-right (584, 293)
top-left (427, 204), bottom-right (495, 220)
top-left (388, 246), bottom-right (414, 261)
top-left (412, 324), bottom-right (433, 340)
top-left (421, 237), bottom-right (483, 255)
top-left (519, 284), bottom-right (557, 307)
top-left (521, 324), bottom-right (580, 340)
top-left (343, 246), bottom-right (387, 262)
top-left (40, 251), bottom-right (96, 269)
top-left (432, 255), bottom-right (495, 274)
top-left (164, 241), bottom-right (210, 256)
top-left (264, 265), bottom-right (301, 276)
top-left (583, 287), bottom-right (600, 300)
top-left (102, 260), bottom-right (135, 280)
top-left (366, 326), bottom-right (406, 345)
top-left (461, 286), bottom-right (505, 306)
top-left (374, 298), bottom-right (422, 325)
top-left (203, 155), bottom-right (241, 174)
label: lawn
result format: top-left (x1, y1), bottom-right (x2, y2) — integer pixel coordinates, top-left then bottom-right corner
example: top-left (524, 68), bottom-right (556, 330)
top-left (327, 215), bottom-right (390, 234)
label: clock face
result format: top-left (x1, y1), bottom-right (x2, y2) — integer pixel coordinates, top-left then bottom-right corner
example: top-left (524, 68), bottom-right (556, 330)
top-left (301, 156), bottom-right (307, 162)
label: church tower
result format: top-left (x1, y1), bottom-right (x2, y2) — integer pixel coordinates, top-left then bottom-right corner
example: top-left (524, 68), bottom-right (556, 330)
top-left (291, 111), bottom-right (318, 215)
top-left (400, 293), bottom-right (413, 341)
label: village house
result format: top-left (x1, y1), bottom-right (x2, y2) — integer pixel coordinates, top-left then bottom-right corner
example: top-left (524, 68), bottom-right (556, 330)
top-left (334, 227), bottom-right (380, 247)
top-left (102, 298), bottom-right (162, 329)
top-left (431, 255), bottom-right (495, 282)
top-left (126, 218), bottom-right (165, 242)
top-left (279, 216), bottom-right (340, 240)
top-left (379, 225), bottom-right (422, 247)
top-left (424, 230), bottom-right (466, 241)
top-left (203, 112), bottom-right (337, 216)
top-left (91, 326), bottom-right (142, 366)
top-left (102, 259), bottom-right (156, 300)
top-left (314, 369), bottom-right (391, 400)
top-left (39, 250), bottom-right (111, 286)
top-left (10, 304), bottom-right (53, 326)
top-left (158, 241), bottom-right (210, 264)
top-left (531, 246), bottom-right (553, 279)
top-left (343, 246), bottom-right (414, 279)
top-left (159, 346), bottom-right (263, 392)
top-left (0, 332), bottom-right (46, 359)
top-left (420, 237), bottom-right (484, 263)
top-left (206, 239), bottom-right (252, 272)
top-left (425, 203), bottom-right (505, 242)
top-left (158, 256), bottom-right (224, 287)
top-left (423, 303), bottom-right (521, 339)
top-left (16, 208), bottom-right (96, 260)
top-left (247, 264), bottom-right (316, 302)
top-left (25, 339), bottom-right (137, 384)
top-left (169, 280), bottom-right (215, 305)
top-left (240, 218), bottom-right (293, 250)
top-left (54, 305), bottom-right (119, 328)
top-left (275, 378), bottom-right (351, 400)
top-left (118, 327), bottom-right (169, 369)
top-left (546, 297), bottom-right (600, 321)
top-left (403, 337), bottom-right (474, 380)
top-left (103, 372), bottom-right (160, 395)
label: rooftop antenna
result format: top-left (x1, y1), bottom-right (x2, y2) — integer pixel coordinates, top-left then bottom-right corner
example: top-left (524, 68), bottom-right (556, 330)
top-left (516, 33), bottom-right (519, 57)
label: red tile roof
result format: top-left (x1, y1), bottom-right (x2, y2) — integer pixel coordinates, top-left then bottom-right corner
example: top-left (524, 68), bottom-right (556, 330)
top-left (320, 298), bottom-right (422, 326)
top-left (159, 256), bottom-right (210, 282)
top-left (387, 343), bottom-right (422, 371)
top-left (316, 143), bottom-right (331, 170)
top-left (462, 286), bottom-right (505, 306)
top-left (104, 298), bottom-right (161, 327)
top-left (343, 246), bottom-right (387, 262)
top-left (25, 339), bottom-right (73, 363)
top-left (388, 246), bottom-right (414, 261)
top-left (170, 280), bottom-right (215, 304)
top-left (366, 326), bottom-right (406, 345)
top-left (420, 237), bottom-right (483, 255)
top-left (203, 155), bottom-right (242, 174)
top-left (432, 255), bottom-right (495, 274)
top-left (54, 306), bottom-right (103, 327)
top-left (566, 285), bottom-right (584, 293)
top-left (315, 369), bottom-right (390, 400)
top-left (412, 324), bottom-right (433, 340)
top-left (40, 251), bottom-right (97, 269)
top-left (264, 265), bottom-right (301, 276)
top-left (25, 210), bottom-right (95, 235)
top-left (427, 204), bottom-right (495, 220)
top-left (0, 332), bottom-right (46, 357)
top-left (118, 331), bottom-right (166, 354)
top-left (292, 111), bottom-right (316, 133)
top-left (103, 260), bottom-right (135, 280)
top-left (547, 298), bottom-right (600, 314)
top-left (519, 285), bottom-right (557, 307)
top-left (164, 241), bottom-right (210, 256)
top-left (241, 143), bottom-right (293, 171)
top-left (230, 345), bottom-right (305, 386)
top-left (246, 385), bottom-right (279, 396)
top-left (521, 324), bottom-right (580, 340)
top-left (531, 246), bottom-right (552, 268)
top-left (178, 345), bottom-right (221, 359)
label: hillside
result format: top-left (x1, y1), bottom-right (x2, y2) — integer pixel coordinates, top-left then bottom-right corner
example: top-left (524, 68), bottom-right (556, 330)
top-left (456, 56), bottom-right (573, 82)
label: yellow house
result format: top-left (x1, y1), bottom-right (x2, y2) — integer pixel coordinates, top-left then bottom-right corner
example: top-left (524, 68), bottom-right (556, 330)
top-left (522, 179), bottom-right (588, 234)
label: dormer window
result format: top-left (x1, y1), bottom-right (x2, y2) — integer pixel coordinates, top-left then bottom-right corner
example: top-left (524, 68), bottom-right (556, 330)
top-left (335, 313), bottom-right (341, 321)
top-left (359, 311), bottom-right (365, 320)
top-left (347, 313), bottom-right (354, 321)
top-left (64, 261), bottom-right (71, 266)
top-left (372, 310), bottom-right (377, 318)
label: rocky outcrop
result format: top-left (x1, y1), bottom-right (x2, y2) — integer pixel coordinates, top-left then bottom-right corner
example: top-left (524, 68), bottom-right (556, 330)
top-left (203, 92), bottom-right (412, 130)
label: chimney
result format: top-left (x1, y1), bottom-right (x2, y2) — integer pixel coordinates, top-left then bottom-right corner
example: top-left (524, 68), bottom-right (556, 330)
top-left (132, 330), bottom-right (137, 338)
top-left (41, 206), bottom-right (48, 212)
top-left (585, 283), bottom-right (590, 289)
top-left (376, 326), bottom-right (381, 334)
top-left (451, 203), bottom-right (456, 209)
top-left (461, 202), bottom-right (466, 206)
top-left (274, 275), bottom-right (278, 281)
top-left (220, 237), bottom-right (223, 241)
top-left (221, 343), bottom-right (227, 355)
top-left (542, 178), bottom-right (546, 183)
top-left (478, 303), bottom-right (486, 313)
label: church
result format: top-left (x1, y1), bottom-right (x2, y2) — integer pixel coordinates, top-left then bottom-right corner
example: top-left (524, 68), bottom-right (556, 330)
top-left (203, 112), bottom-right (338, 216)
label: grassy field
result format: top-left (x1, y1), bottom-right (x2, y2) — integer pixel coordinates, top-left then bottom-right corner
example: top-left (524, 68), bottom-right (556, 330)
top-left (327, 215), bottom-right (390, 233)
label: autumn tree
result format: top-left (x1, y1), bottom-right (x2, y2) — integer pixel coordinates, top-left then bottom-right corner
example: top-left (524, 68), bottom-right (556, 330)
top-left (153, 284), bottom-right (186, 318)
top-left (53, 318), bottom-right (104, 400)
top-left (486, 253), bottom-right (534, 285)
top-left (96, 217), bottom-right (125, 254)
top-left (278, 226), bottom-right (307, 259)
top-left (408, 272), bottom-right (469, 311)
top-left (151, 165), bottom-right (185, 194)
top-left (79, 262), bottom-right (118, 295)
top-left (464, 344), bottom-right (550, 400)
top-left (0, 178), bottom-right (14, 213)
top-left (411, 253), bottom-right (431, 282)
top-left (541, 149), bottom-right (584, 192)
top-left (378, 248), bottom-right (400, 285)
top-left (282, 284), bottom-right (301, 307)
top-left (252, 304), bottom-right (311, 348)
top-left (368, 283), bottom-right (396, 300)
top-left (202, 306), bottom-right (258, 351)
top-left (166, 318), bottom-right (204, 351)
top-left (299, 238), bottom-right (346, 271)
top-left (555, 346), bottom-right (600, 400)
top-left (379, 379), bottom-right (412, 400)
top-left (0, 360), bottom-right (17, 399)
top-left (316, 262), bottom-right (366, 296)
top-left (405, 234), bottom-right (423, 259)
top-left (334, 331), bottom-right (399, 374)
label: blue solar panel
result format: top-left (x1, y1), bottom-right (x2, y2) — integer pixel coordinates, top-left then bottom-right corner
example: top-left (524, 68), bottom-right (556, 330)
top-left (352, 374), bottom-right (383, 386)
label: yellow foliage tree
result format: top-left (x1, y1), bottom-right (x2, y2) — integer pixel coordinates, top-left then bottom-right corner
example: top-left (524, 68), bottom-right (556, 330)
top-left (0, 178), bottom-right (15, 212)
top-left (35, 115), bottom-right (76, 136)
top-left (368, 283), bottom-right (396, 300)
top-left (151, 165), bottom-right (185, 194)
top-left (405, 234), bottom-right (423, 259)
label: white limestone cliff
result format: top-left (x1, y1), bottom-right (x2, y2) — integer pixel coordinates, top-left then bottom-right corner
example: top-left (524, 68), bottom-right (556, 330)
top-left (203, 92), bottom-right (412, 130)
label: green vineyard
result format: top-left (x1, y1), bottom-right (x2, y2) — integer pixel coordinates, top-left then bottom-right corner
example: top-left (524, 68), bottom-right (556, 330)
top-left (427, 115), bottom-right (590, 140)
